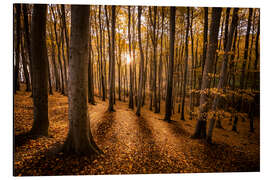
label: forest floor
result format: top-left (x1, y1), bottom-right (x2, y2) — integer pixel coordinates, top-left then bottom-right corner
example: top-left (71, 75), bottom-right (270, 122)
top-left (14, 84), bottom-right (260, 176)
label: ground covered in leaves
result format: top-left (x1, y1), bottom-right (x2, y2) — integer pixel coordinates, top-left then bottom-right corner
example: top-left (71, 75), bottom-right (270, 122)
top-left (14, 85), bottom-right (260, 176)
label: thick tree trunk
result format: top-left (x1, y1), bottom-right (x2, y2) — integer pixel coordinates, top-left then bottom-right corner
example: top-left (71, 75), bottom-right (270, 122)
top-left (30, 4), bottom-right (49, 136)
top-left (63, 5), bottom-right (100, 156)
top-left (191, 8), bottom-right (222, 139)
top-left (164, 7), bottom-right (176, 122)
top-left (206, 8), bottom-right (239, 143)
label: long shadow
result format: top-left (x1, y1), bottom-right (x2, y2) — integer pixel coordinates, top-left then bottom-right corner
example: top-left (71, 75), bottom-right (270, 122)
top-left (134, 116), bottom-right (182, 174)
top-left (95, 111), bottom-right (116, 144)
top-left (195, 142), bottom-right (260, 172)
top-left (161, 120), bottom-right (259, 172)
top-left (166, 120), bottom-right (191, 138)
top-left (14, 142), bottom-right (104, 176)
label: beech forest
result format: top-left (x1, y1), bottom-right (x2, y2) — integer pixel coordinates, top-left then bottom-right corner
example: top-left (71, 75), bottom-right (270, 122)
top-left (13, 4), bottom-right (260, 176)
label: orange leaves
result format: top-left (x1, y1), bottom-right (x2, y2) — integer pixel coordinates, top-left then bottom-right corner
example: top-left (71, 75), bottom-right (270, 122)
top-left (14, 86), bottom-right (259, 176)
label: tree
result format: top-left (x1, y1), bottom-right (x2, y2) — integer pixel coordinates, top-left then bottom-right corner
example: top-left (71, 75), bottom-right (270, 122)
top-left (164, 7), bottom-right (176, 122)
top-left (136, 6), bottom-right (145, 116)
top-left (51, 5), bottom-right (66, 95)
top-left (108, 6), bottom-right (116, 112)
top-left (199, 7), bottom-right (208, 88)
top-left (191, 8), bottom-right (222, 139)
top-left (180, 7), bottom-right (190, 121)
top-left (206, 8), bottom-right (239, 143)
top-left (88, 8), bottom-right (95, 105)
top-left (30, 4), bottom-right (49, 136)
top-left (14, 4), bottom-right (21, 93)
top-left (63, 5), bottom-right (101, 155)
top-left (128, 6), bottom-right (134, 109)
top-left (22, 4), bottom-right (33, 92)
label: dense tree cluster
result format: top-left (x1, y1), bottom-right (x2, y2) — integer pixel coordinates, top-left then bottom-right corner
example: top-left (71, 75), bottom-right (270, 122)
top-left (14, 4), bottom-right (260, 154)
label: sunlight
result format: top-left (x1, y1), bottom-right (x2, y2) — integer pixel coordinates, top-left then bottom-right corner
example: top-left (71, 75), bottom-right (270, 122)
top-left (126, 54), bottom-right (131, 64)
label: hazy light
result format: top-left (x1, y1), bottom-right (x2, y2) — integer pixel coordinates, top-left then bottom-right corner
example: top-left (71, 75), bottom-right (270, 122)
top-left (126, 54), bottom-right (131, 64)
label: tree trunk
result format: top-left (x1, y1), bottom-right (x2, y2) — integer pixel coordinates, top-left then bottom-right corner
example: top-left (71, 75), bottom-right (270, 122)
top-left (88, 12), bottom-right (95, 105)
top-left (191, 8), bottom-right (222, 139)
top-left (14, 4), bottom-right (21, 93)
top-left (136, 6), bottom-right (145, 116)
top-left (206, 8), bottom-right (239, 143)
top-left (20, 24), bottom-right (31, 92)
top-left (22, 4), bottom-right (33, 92)
top-left (128, 6), bottom-right (134, 109)
top-left (164, 7), bottom-right (176, 122)
top-left (199, 7), bottom-right (208, 89)
top-left (30, 4), bottom-right (49, 136)
top-left (61, 5), bottom-right (70, 65)
top-left (51, 6), bottom-right (65, 95)
top-left (180, 7), bottom-right (190, 121)
top-left (108, 6), bottom-right (116, 112)
top-left (63, 5), bottom-right (101, 156)
top-left (99, 6), bottom-right (106, 101)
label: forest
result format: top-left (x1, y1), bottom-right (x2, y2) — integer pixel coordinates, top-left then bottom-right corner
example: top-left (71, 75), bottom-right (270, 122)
top-left (13, 4), bottom-right (260, 176)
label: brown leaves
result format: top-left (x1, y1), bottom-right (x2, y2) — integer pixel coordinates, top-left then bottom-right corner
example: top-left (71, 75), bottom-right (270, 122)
top-left (14, 85), bottom-right (259, 176)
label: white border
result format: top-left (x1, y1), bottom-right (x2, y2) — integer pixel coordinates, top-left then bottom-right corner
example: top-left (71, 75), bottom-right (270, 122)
top-left (1, 0), bottom-right (269, 179)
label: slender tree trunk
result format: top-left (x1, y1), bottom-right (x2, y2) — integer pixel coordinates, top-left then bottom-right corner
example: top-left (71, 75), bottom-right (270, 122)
top-left (51, 6), bottom-right (65, 95)
top-left (180, 7), bottom-right (190, 121)
top-left (108, 6), bottom-right (116, 112)
top-left (191, 8), bottom-right (222, 139)
top-left (99, 6), bottom-right (106, 101)
top-left (61, 5), bottom-right (70, 65)
top-left (199, 7), bottom-right (208, 89)
top-left (63, 5), bottom-right (101, 155)
top-left (20, 27), bottom-right (31, 92)
top-left (30, 4), bottom-right (49, 136)
top-left (164, 7), bottom-right (176, 122)
top-left (88, 12), bottom-right (95, 105)
top-left (22, 4), bottom-right (33, 92)
top-left (128, 6), bottom-right (134, 109)
top-left (136, 6), bottom-right (145, 116)
top-left (14, 4), bottom-right (21, 93)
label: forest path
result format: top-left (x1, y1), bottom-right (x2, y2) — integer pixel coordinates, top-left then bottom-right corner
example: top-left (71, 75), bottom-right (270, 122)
top-left (14, 88), bottom-right (259, 176)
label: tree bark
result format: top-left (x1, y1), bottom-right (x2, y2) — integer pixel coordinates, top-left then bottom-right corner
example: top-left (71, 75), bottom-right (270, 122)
top-left (206, 8), bottom-right (239, 143)
top-left (30, 4), bottom-right (49, 136)
top-left (164, 7), bottom-right (176, 122)
top-left (180, 7), bottom-right (190, 121)
top-left (108, 6), bottom-right (116, 112)
top-left (63, 5), bottom-right (101, 155)
top-left (128, 6), bottom-right (134, 109)
top-left (191, 8), bottom-right (222, 139)
top-left (14, 4), bottom-right (21, 93)
top-left (199, 7), bottom-right (208, 89)
top-left (136, 6), bottom-right (145, 116)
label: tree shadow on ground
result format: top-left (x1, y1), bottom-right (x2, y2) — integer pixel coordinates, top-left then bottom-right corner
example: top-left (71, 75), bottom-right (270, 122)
top-left (134, 116), bottom-right (183, 174)
top-left (95, 111), bottom-right (116, 143)
top-left (14, 142), bottom-right (104, 176)
top-left (14, 131), bottom-right (46, 148)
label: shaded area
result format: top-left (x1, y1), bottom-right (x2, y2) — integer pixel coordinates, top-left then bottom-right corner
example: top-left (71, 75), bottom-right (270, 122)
top-left (14, 89), bottom-right (260, 175)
